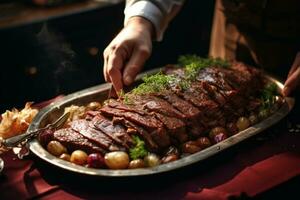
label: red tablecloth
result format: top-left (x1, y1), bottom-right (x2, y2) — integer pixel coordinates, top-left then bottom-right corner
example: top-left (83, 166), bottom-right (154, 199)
top-left (1, 97), bottom-right (300, 200)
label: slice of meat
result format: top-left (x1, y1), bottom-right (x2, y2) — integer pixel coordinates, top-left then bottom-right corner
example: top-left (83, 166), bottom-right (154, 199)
top-left (100, 105), bottom-right (162, 130)
top-left (155, 92), bottom-right (205, 137)
top-left (154, 113), bottom-right (188, 143)
top-left (70, 119), bottom-right (123, 152)
top-left (112, 116), bottom-right (159, 151)
top-left (92, 115), bottom-right (133, 149)
top-left (101, 105), bottom-right (171, 149)
top-left (53, 128), bottom-right (106, 154)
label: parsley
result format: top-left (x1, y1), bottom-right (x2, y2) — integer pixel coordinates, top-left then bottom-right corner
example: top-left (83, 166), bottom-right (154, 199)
top-left (129, 135), bottom-right (148, 160)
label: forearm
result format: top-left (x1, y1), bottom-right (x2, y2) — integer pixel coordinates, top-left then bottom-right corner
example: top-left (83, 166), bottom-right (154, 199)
top-left (125, 0), bottom-right (185, 40)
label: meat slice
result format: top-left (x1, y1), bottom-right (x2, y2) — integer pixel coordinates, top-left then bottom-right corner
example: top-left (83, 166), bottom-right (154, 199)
top-left (107, 97), bottom-right (188, 141)
top-left (112, 116), bottom-right (159, 151)
top-left (155, 92), bottom-right (205, 137)
top-left (132, 95), bottom-right (186, 119)
top-left (154, 113), bottom-right (188, 143)
top-left (53, 128), bottom-right (106, 154)
top-left (91, 114), bottom-right (133, 149)
top-left (100, 106), bottom-right (171, 148)
top-left (70, 119), bottom-right (122, 151)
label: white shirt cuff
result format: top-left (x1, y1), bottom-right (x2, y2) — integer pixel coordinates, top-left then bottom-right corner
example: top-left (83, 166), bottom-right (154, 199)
top-left (124, 1), bottom-right (164, 41)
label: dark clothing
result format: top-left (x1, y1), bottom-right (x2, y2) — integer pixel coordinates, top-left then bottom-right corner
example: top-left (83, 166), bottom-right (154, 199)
top-left (210, 0), bottom-right (300, 77)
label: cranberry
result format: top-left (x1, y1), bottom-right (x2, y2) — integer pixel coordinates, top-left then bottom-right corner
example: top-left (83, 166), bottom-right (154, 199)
top-left (87, 153), bottom-right (105, 168)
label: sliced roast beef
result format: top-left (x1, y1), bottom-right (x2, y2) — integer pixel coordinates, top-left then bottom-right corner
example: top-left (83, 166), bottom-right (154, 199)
top-left (112, 116), bottom-right (159, 151)
top-left (92, 114), bottom-right (133, 149)
top-left (53, 128), bottom-right (106, 154)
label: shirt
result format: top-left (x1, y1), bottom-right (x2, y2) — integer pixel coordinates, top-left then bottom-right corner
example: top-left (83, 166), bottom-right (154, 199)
top-left (124, 0), bottom-right (185, 40)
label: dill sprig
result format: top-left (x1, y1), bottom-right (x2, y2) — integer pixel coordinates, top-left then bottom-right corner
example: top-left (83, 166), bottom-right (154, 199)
top-left (129, 135), bottom-right (148, 160)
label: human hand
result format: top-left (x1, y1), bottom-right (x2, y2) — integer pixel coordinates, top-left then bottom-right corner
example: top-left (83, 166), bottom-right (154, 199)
top-left (283, 52), bottom-right (300, 96)
top-left (103, 17), bottom-right (154, 93)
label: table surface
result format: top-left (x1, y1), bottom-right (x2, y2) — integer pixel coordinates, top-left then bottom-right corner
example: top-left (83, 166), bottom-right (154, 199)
top-left (0, 95), bottom-right (299, 200)
top-left (0, 0), bottom-right (122, 30)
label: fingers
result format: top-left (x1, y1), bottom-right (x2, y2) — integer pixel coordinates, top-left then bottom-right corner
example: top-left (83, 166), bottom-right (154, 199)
top-left (105, 46), bottom-right (128, 92)
top-left (123, 46), bottom-right (151, 86)
top-left (287, 52), bottom-right (300, 78)
top-left (283, 66), bottom-right (300, 96)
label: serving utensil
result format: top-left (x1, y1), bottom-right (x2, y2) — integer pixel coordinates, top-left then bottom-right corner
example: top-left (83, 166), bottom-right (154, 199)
top-left (1, 112), bottom-right (70, 148)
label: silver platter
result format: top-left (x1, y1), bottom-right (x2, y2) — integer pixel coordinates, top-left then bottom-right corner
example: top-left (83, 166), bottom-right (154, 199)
top-left (28, 69), bottom-right (295, 177)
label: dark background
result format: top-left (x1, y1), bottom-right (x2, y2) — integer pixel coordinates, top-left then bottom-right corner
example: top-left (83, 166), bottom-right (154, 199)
top-left (0, 0), bottom-right (214, 113)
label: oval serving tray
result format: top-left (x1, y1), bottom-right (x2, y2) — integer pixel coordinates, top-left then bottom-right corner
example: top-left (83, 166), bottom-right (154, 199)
top-left (28, 69), bottom-right (295, 177)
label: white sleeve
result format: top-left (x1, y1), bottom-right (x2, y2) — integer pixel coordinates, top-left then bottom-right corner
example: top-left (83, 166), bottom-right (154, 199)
top-left (124, 0), bottom-right (185, 41)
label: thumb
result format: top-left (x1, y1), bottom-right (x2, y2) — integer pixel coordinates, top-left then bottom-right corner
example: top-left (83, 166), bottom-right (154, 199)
top-left (123, 47), bottom-right (151, 86)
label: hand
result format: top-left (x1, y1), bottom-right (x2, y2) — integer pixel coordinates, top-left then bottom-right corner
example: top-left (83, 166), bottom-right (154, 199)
top-left (283, 52), bottom-right (300, 96)
top-left (103, 17), bottom-right (154, 93)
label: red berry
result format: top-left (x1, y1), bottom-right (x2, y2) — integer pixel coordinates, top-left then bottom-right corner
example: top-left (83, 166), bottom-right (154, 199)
top-left (87, 153), bottom-right (105, 168)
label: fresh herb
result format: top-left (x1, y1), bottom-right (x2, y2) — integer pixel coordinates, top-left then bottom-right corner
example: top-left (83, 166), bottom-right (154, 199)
top-left (129, 135), bottom-right (149, 160)
top-left (178, 55), bottom-right (230, 68)
top-left (260, 83), bottom-right (278, 109)
top-left (131, 72), bottom-right (175, 95)
top-left (178, 79), bottom-right (190, 90)
top-left (178, 55), bottom-right (230, 81)
top-left (124, 55), bottom-right (229, 97)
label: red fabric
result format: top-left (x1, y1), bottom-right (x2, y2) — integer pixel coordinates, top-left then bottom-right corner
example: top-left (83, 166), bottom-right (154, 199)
top-left (1, 131), bottom-right (300, 200)
top-left (1, 96), bottom-right (300, 200)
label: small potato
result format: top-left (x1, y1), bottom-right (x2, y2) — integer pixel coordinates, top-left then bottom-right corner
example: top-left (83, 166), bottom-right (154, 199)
top-left (182, 141), bottom-right (201, 154)
top-left (209, 127), bottom-right (227, 139)
top-left (59, 153), bottom-right (71, 161)
top-left (86, 102), bottom-right (101, 111)
top-left (236, 117), bottom-right (250, 132)
top-left (128, 159), bottom-right (145, 169)
top-left (144, 153), bottom-right (160, 167)
top-left (104, 151), bottom-right (129, 169)
top-left (47, 141), bottom-right (67, 156)
top-left (196, 137), bottom-right (211, 149)
top-left (70, 150), bottom-right (88, 166)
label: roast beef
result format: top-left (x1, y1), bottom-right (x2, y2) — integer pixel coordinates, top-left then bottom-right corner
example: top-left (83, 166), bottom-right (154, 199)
top-left (50, 62), bottom-right (264, 153)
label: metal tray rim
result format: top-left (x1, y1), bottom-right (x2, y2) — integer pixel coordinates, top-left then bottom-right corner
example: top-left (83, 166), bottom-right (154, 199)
top-left (28, 71), bottom-right (295, 177)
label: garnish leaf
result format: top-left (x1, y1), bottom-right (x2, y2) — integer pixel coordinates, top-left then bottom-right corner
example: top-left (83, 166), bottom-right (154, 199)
top-left (129, 135), bottom-right (148, 160)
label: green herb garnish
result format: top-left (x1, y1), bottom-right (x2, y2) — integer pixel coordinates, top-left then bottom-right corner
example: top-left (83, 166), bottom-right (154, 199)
top-left (129, 135), bottom-right (148, 160)
top-left (131, 72), bottom-right (175, 95)
top-left (260, 83), bottom-right (278, 109)
top-left (123, 55), bottom-right (229, 98)
top-left (178, 55), bottom-right (230, 81)
top-left (178, 55), bottom-right (230, 68)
